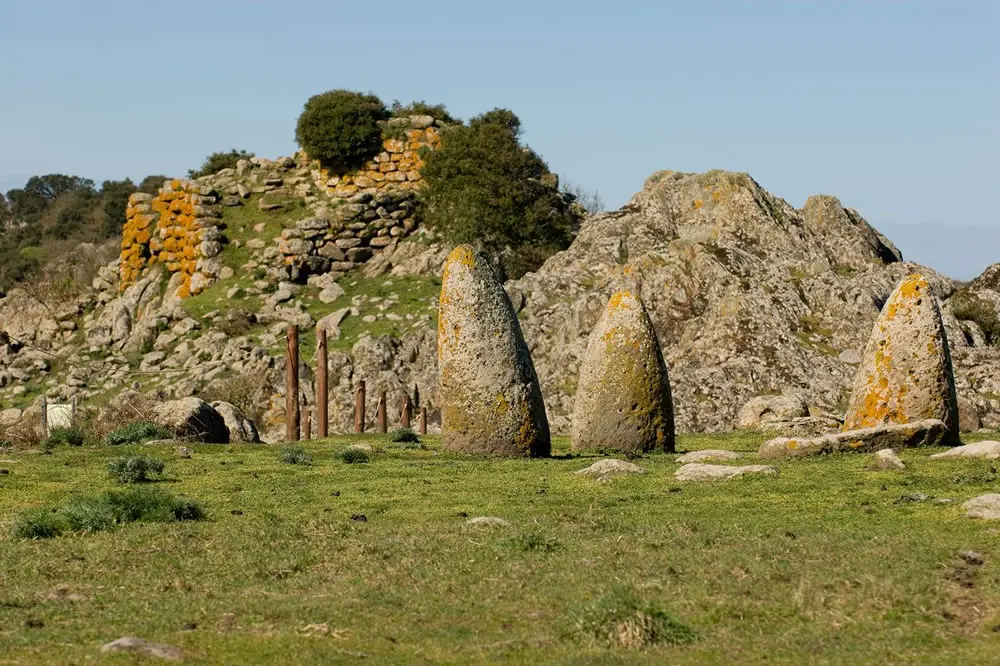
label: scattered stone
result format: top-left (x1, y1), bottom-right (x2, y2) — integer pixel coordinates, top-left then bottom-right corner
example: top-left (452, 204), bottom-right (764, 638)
top-left (843, 273), bottom-right (960, 445)
top-left (316, 308), bottom-right (350, 339)
top-left (895, 493), bottom-right (931, 504)
top-left (963, 494), bottom-right (1000, 519)
top-left (100, 637), bottom-right (183, 661)
top-left (153, 398), bottom-right (230, 443)
top-left (758, 419), bottom-right (948, 459)
top-left (675, 450), bottom-right (744, 463)
top-left (872, 448), bottom-right (906, 470)
top-left (959, 550), bottom-right (985, 566)
top-left (345, 443), bottom-right (373, 453)
top-left (575, 459), bottom-right (646, 482)
top-left (437, 245), bottom-right (550, 457)
top-left (318, 283), bottom-right (345, 304)
top-left (571, 290), bottom-right (675, 454)
top-left (210, 401), bottom-right (260, 443)
top-left (674, 463), bottom-right (778, 481)
top-left (930, 440), bottom-right (1000, 460)
top-left (465, 516), bottom-right (510, 527)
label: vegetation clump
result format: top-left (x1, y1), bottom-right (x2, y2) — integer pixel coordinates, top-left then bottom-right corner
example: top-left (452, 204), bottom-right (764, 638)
top-left (420, 108), bottom-right (578, 279)
top-left (389, 427), bottom-right (419, 444)
top-left (295, 90), bottom-right (388, 172)
top-left (571, 586), bottom-right (697, 649)
top-left (107, 454), bottom-right (167, 483)
top-left (103, 421), bottom-right (171, 446)
top-left (280, 445), bottom-right (312, 465)
top-left (338, 448), bottom-right (370, 464)
top-left (12, 487), bottom-right (204, 540)
top-left (950, 288), bottom-right (1000, 344)
top-left (390, 99), bottom-right (456, 124)
top-left (188, 149), bottom-right (254, 178)
top-left (42, 426), bottom-right (86, 449)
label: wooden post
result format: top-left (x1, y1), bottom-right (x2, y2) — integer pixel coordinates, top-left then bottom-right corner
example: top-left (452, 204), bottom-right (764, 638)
top-left (285, 325), bottom-right (300, 442)
top-left (401, 394), bottom-right (412, 429)
top-left (419, 406), bottom-right (427, 435)
top-left (302, 404), bottom-right (312, 441)
top-left (354, 380), bottom-right (366, 433)
top-left (376, 391), bottom-right (387, 434)
top-left (316, 327), bottom-right (328, 438)
top-left (40, 396), bottom-right (48, 436)
top-left (70, 396), bottom-right (78, 425)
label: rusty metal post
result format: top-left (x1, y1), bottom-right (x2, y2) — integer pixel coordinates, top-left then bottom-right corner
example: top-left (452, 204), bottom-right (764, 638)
top-left (376, 391), bottom-right (387, 434)
top-left (316, 327), bottom-right (328, 438)
top-left (401, 394), bottom-right (412, 429)
top-left (285, 325), bottom-right (300, 442)
top-left (354, 380), bottom-right (366, 433)
top-left (419, 406), bottom-right (428, 435)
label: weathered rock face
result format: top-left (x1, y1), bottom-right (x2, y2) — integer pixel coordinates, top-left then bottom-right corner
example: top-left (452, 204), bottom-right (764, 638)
top-left (736, 394), bottom-right (810, 428)
top-left (843, 274), bottom-right (960, 445)
top-left (571, 290), bottom-right (674, 454)
top-left (153, 397), bottom-right (229, 443)
top-left (210, 401), bottom-right (260, 443)
top-left (437, 245), bottom-right (549, 456)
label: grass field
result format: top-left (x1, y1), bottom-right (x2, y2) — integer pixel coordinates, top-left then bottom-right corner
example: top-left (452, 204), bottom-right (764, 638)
top-left (3, 432), bottom-right (1000, 664)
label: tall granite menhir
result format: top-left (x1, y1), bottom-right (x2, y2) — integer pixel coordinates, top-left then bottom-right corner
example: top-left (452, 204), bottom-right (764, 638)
top-left (843, 273), bottom-right (960, 445)
top-left (571, 290), bottom-right (675, 454)
top-left (437, 245), bottom-right (550, 457)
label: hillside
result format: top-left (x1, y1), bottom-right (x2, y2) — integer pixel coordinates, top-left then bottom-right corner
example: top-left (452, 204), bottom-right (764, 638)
top-left (2, 161), bottom-right (999, 441)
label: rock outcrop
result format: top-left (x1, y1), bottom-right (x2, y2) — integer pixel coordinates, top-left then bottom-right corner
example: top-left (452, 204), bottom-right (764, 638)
top-left (758, 419), bottom-right (949, 459)
top-left (571, 290), bottom-right (674, 454)
top-left (153, 397), bottom-right (230, 443)
top-left (211, 401), bottom-right (260, 443)
top-left (843, 274), bottom-right (960, 444)
top-left (437, 245), bottom-right (550, 456)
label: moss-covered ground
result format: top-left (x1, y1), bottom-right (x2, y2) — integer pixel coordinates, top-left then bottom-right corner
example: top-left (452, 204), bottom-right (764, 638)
top-left (3, 432), bottom-right (1000, 664)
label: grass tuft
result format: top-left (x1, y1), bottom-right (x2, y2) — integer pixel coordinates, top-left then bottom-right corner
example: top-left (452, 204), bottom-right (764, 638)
top-left (107, 454), bottom-right (166, 484)
top-left (338, 448), bottom-right (370, 464)
top-left (571, 585), bottom-right (697, 649)
top-left (280, 445), bottom-right (312, 465)
top-left (389, 427), bottom-right (420, 443)
top-left (103, 421), bottom-right (171, 446)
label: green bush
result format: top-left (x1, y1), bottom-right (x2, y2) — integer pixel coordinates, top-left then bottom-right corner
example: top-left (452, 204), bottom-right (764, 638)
top-left (43, 427), bottom-right (85, 449)
top-left (103, 421), bottom-right (171, 446)
top-left (188, 149), bottom-right (254, 179)
top-left (338, 448), bottom-right (370, 465)
top-left (280, 445), bottom-right (312, 465)
top-left (389, 427), bottom-right (419, 443)
top-left (107, 454), bottom-right (166, 483)
top-left (950, 289), bottom-right (1000, 344)
top-left (295, 90), bottom-right (388, 172)
top-left (419, 108), bottom-right (578, 279)
top-left (390, 100), bottom-right (456, 124)
top-left (11, 487), bottom-right (203, 539)
top-left (571, 586), bottom-right (697, 649)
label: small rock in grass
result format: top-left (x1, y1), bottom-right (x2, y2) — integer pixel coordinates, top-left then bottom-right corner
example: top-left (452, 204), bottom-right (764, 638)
top-left (872, 448), bottom-right (905, 470)
top-left (930, 440), bottom-right (1000, 460)
top-left (895, 493), bottom-right (930, 503)
top-left (674, 463), bottom-right (777, 482)
top-left (466, 516), bottom-right (510, 527)
top-left (575, 459), bottom-right (646, 482)
top-left (101, 637), bottom-right (183, 661)
top-left (675, 450), bottom-right (743, 463)
top-left (963, 494), bottom-right (1000, 519)
top-left (176, 446), bottom-right (192, 459)
top-left (959, 550), bottom-right (985, 566)
top-left (346, 443), bottom-right (373, 452)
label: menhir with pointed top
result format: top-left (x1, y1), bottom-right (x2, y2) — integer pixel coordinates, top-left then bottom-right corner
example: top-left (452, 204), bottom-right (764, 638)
top-left (571, 290), bottom-right (675, 454)
top-left (843, 273), bottom-right (960, 445)
top-left (437, 245), bottom-right (550, 457)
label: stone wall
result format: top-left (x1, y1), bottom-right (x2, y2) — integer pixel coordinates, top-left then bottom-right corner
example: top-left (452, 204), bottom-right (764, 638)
top-left (118, 115), bottom-right (444, 294)
top-left (120, 180), bottom-right (224, 297)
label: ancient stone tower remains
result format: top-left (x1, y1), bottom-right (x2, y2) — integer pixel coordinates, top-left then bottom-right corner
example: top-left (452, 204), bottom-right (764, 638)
top-left (843, 273), bottom-right (960, 444)
top-left (118, 115), bottom-right (443, 297)
top-left (571, 290), bottom-right (675, 454)
top-left (437, 245), bottom-right (550, 457)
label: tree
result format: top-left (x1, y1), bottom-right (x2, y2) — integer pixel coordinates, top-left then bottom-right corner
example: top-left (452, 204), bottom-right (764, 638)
top-left (390, 100), bottom-right (457, 124)
top-left (23, 174), bottom-right (94, 204)
top-left (137, 175), bottom-right (170, 195)
top-left (561, 182), bottom-right (605, 215)
top-left (100, 179), bottom-right (137, 238)
top-left (419, 108), bottom-right (578, 279)
top-left (0, 192), bottom-right (10, 224)
top-left (295, 89), bottom-right (388, 172)
top-left (187, 149), bottom-right (254, 179)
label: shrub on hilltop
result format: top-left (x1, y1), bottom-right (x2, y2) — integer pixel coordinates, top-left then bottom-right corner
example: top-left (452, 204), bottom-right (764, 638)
top-left (295, 89), bottom-right (388, 172)
top-left (188, 149), bottom-right (255, 179)
top-left (419, 108), bottom-right (578, 279)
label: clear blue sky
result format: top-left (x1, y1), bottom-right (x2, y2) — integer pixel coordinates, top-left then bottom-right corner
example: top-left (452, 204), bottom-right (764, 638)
top-left (1, 0), bottom-right (996, 279)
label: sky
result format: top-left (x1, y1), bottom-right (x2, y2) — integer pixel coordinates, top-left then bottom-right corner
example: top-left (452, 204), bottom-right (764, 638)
top-left (0, 0), bottom-right (996, 279)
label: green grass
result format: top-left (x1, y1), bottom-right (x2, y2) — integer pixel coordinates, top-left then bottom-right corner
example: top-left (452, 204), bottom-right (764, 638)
top-left (3, 432), bottom-right (1000, 663)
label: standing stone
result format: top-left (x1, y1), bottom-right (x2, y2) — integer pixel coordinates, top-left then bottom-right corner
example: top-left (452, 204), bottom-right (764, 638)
top-left (437, 245), bottom-right (550, 456)
top-left (571, 290), bottom-right (675, 454)
top-left (843, 274), bottom-right (960, 445)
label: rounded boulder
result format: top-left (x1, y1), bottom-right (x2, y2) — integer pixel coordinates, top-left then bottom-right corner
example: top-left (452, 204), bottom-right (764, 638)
top-left (437, 245), bottom-right (550, 456)
top-left (571, 290), bottom-right (675, 454)
top-left (843, 273), bottom-right (959, 444)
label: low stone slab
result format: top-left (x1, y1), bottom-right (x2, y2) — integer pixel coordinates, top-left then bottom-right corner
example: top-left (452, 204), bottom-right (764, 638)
top-left (962, 494), bottom-right (1000, 519)
top-left (872, 448), bottom-right (906, 470)
top-left (674, 463), bottom-right (777, 482)
top-left (101, 637), bottom-right (183, 661)
top-left (575, 459), bottom-right (646, 482)
top-left (675, 450), bottom-right (743, 464)
top-left (466, 516), bottom-right (510, 527)
top-left (758, 419), bottom-right (948, 460)
top-left (930, 440), bottom-right (1000, 460)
